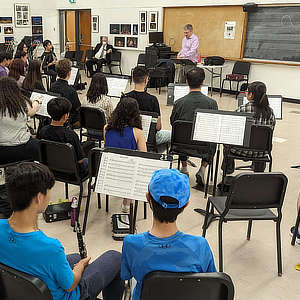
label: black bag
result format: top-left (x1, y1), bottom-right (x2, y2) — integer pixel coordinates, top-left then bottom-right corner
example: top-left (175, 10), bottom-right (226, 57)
top-left (204, 56), bottom-right (225, 66)
top-left (43, 202), bottom-right (71, 223)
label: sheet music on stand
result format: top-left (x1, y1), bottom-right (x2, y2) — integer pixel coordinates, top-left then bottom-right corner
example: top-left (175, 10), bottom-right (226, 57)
top-left (68, 67), bottom-right (79, 86)
top-left (238, 94), bottom-right (282, 120)
top-left (30, 89), bottom-right (60, 118)
top-left (192, 109), bottom-right (254, 147)
top-left (141, 114), bottom-right (152, 141)
top-left (174, 84), bottom-right (208, 102)
top-left (106, 76), bottom-right (128, 98)
top-left (94, 149), bottom-right (172, 202)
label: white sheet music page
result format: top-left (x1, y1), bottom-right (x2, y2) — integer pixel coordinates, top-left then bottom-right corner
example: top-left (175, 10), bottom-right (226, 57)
top-left (106, 77), bottom-right (128, 98)
top-left (201, 85), bottom-right (209, 96)
top-left (30, 92), bottom-right (56, 117)
top-left (174, 85), bottom-right (190, 102)
top-left (68, 67), bottom-right (78, 86)
top-left (95, 152), bottom-right (170, 201)
top-left (243, 96), bottom-right (248, 105)
top-left (193, 112), bottom-right (221, 143)
top-left (268, 97), bottom-right (282, 119)
top-left (141, 115), bottom-right (152, 141)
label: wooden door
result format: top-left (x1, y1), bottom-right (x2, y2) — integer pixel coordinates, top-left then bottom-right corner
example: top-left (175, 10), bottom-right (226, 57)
top-left (65, 11), bottom-right (76, 51)
top-left (79, 10), bottom-right (91, 62)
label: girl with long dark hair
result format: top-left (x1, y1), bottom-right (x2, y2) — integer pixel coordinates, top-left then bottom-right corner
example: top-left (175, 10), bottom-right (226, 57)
top-left (8, 58), bottom-right (25, 88)
top-left (22, 59), bottom-right (45, 92)
top-left (104, 96), bottom-right (147, 212)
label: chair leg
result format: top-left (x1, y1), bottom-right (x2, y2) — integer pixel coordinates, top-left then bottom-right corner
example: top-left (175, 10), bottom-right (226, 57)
top-left (220, 79), bottom-right (225, 97)
top-left (76, 183), bottom-right (83, 221)
top-left (106, 195), bottom-right (109, 212)
top-left (236, 81), bottom-right (240, 99)
top-left (269, 156), bottom-right (273, 172)
top-left (247, 220), bottom-right (253, 240)
top-left (144, 202), bottom-right (147, 219)
top-left (276, 220), bottom-right (283, 276)
top-left (202, 200), bottom-right (211, 237)
top-left (210, 160), bottom-right (214, 182)
top-left (218, 220), bottom-right (224, 272)
top-left (97, 193), bottom-right (101, 209)
top-left (177, 158), bottom-right (180, 170)
top-left (65, 183), bottom-right (69, 200)
top-left (119, 66), bottom-right (122, 75)
top-left (229, 80), bottom-right (232, 92)
top-left (291, 208), bottom-right (300, 245)
top-left (82, 182), bottom-right (92, 235)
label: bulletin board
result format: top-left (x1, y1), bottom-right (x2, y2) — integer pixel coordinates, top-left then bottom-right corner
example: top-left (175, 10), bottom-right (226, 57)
top-left (163, 6), bottom-right (246, 59)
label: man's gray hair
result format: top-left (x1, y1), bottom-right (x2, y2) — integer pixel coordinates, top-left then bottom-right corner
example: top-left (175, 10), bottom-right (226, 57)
top-left (184, 24), bottom-right (193, 31)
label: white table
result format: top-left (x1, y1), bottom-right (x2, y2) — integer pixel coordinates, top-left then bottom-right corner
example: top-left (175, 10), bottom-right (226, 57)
top-left (197, 64), bottom-right (224, 96)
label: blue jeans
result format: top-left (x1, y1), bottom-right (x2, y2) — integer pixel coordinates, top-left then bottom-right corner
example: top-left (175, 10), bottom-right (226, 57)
top-left (67, 250), bottom-right (124, 300)
top-left (156, 130), bottom-right (171, 145)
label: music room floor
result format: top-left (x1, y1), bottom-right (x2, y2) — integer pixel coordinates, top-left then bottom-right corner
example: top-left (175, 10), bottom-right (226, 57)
top-left (39, 72), bottom-right (300, 300)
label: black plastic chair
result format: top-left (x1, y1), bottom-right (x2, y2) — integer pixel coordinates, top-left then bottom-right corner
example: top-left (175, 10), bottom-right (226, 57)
top-left (65, 50), bottom-right (76, 60)
top-left (108, 51), bottom-right (122, 75)
top-left (220, 62), bottom-right (251, 98)
top-left (74, 50), bottom-right (84, 69)
top-left (140, 271), bottom-right (234, 300)
top-left (0, 263), bottom-right (52, 300)
top-left (84, 49), bottom-right (94, 76)
top-left (170, 120), bottom-right (215, 198)
top-left (130, 53), bottom-right (146, 83)
top-left (222, 125), bottom-right (273, 184)
top-left (79, 106), bottom-right (106, 143)
top-left (38, 140), bottom-right (89, 220)
top-left (202, 172), bottom-right (288, 276)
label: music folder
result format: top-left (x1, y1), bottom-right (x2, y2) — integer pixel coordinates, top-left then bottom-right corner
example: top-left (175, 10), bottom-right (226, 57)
top-left (237, 94), bottom-right (282, 120)
top-left (94, 148), bottom-right (172, 202)
top-left (30, 89), bottom-right (60, 118)
top-left (192, 109), bottom-right (254, 147)
top-left (68, 67), bottom-right (79, 86)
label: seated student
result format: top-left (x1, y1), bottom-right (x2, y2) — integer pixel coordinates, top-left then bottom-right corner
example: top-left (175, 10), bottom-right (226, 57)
top-left (121, 168), bottom-right (216, 300)
top-left (170, 67), bottom-right (218, 184)
top-left (126, 67), bottom-right (171, 146)
top-left (221, 81), bottom-right (276, 174)
top-left (0, 52), bottom-right (12, 77)
top-left (104, 97), bottom-right (147, 213)
top-left (14, 50), bottom-right (29, 71)
top-left (50, 59), bottom-right (81, 127)
top-left (0, 162), bottom-right (124, 300)
top-left (38, 97), bottom-right (88, 179)
top-left (8, 58), bottom-right (25, 88)
top-left (41, 39), bottom-right (57, 83)
top-left (82, 72), bottom-right (113, 121)
top-left (0, 77), bottom-right (40, 164)
top-left (22, 59), bottom-right (45, 92)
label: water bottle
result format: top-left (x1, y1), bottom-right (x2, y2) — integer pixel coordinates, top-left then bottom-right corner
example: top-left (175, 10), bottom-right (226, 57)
top-left (70, 196), bottom-right (78, 228)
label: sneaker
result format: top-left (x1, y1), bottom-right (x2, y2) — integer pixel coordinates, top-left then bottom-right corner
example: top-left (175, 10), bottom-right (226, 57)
top-left (195, 166), bottom-right (206, 186)
top-left (290, 226), bottom-right (300, 244)
top-left (121, 203), bottom-right (130, 214)
top-left (180, 166), bottom-right (189, 177)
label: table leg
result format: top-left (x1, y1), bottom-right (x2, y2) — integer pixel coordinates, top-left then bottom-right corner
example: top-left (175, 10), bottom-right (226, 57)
top-left (211, 68), bottom-right (213, 96)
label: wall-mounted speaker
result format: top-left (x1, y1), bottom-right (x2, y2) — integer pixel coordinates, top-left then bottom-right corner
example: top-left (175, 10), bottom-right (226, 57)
top-left (243, 2), bottom-right (258, 13)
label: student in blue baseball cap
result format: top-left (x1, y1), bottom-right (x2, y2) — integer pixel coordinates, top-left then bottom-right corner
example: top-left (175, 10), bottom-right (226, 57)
top-left (121, 168), bottom-right (216, 300)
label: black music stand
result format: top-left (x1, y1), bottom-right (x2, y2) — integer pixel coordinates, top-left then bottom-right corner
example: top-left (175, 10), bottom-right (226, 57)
top-left (191, 109), bottom-right (254, 228)
top-left (93, 148), bottom-right (173, 234)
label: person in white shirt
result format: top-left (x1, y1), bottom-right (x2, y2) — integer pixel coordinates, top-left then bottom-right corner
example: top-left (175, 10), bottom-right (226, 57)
top-left (86, 36), bottom-right (114, 77)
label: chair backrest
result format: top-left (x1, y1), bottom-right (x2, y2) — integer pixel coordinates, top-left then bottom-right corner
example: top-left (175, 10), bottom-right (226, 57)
top-left (137, 53), bottom-right (146, 66)
top-left (145, 51), bottom-right (158, 69)
top-left (170, 120), bottom-right (212, 158)
top-left (248, 125), bottom-right (273, 152)
top-left (80, 106), bottom-right (106, 131)
top-left (85, 49), bottom-right (94, 60)
top-left (232, 61), bottom-right (251, 76)
top-left (111, 51), bottom-right (121, 63)
top-left (38, 140), bottom-right (80, 182)
top-left (226, 172), bottom-right (288, 210)
top-left (141, 271), bottom-right (234, 300)
top-left (140, 111), bottom-right (159, 149)
top-left (75, 50), bottom-right (84, 62)
top-left (0, 263), bottom-right (52, 300)
top-left (65, 50), bottom-right (76, 60)
top-left (88, 147), bottom-right (101, 178)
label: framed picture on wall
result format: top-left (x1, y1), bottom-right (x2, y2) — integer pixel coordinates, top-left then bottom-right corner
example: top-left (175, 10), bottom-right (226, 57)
top-left (139, 11), bottom-right (147, 34)
top-left (5, 36), bottom-right (14, 44)
top-left (114, 36), bottom-right (125, 48)
top-left (110, 24), bottom-right (120, 34)
top-left (121, 24), bottom-right (131, 35)
top-left (14, 3), bottom-right (30, 27)
top-left (149, 11), bottom-right (158, 32)
top-left (126, 37), bottom-right (138, 48)
top-left (92, 16), bottom-right (99, 33)
top-left (0, 17), bottom-right (13, 24)
top-left (4, 26), bottom-right (13, 34)
top-left (132, 24), bottom-right (138, 35)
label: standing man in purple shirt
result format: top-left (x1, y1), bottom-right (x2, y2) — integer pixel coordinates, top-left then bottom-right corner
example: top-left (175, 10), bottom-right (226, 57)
top-left (177, 24), bottom-right (199, 63)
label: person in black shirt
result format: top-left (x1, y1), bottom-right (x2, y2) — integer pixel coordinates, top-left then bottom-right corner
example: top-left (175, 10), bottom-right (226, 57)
top-left (126, 67), bottom-right (171, 145)
top-left (50, 59), bottom-right (81, 127)
top-left (41, 40), bottom-right (57, 83)
top-left (38, 97), bottom-right (88, 179)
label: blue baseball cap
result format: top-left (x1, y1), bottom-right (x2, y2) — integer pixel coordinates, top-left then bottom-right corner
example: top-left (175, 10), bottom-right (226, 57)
top-left (148, 169), bottom-right (190, 208)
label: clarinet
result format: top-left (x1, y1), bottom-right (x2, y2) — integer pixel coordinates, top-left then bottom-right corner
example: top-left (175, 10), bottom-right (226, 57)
top-left (75, 221), bottom-right (87, 259)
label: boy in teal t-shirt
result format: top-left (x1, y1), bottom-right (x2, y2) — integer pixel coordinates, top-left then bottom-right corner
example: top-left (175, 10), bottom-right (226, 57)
top-left (121, 169), bottom-right (216, 300)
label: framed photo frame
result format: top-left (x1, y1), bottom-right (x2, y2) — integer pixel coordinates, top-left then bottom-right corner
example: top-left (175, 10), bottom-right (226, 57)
top-left (0, 17), bottom-right (13, 24)
top-left (92, 16), bottom-right (99, 33)
top-left (139, 11), bottom-right (147, 34)
top-left (121, 24), bottom-right (131, 35)
top-left (114, 36), bottom-right (125, 48)
top-left (126, 37), bottom-right (138, 48)
top-left (4, 26), bottom-right (13, 35)
top-left (132, 24), bottom-right (138, 35)
top-left (149, 11), bottom-right (158, 32)
top-left (110, 24), bottom-right (120, 34)
top-left (14, 3), bottom-right (30, 27)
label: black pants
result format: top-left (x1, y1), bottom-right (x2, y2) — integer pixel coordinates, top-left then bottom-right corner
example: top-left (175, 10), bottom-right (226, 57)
top-left (0, 138), bottom-right (39, 165)
top-left (86, 58), bottom-right (106, 76)
top-left (44, 67), bottom-right (57, 83)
